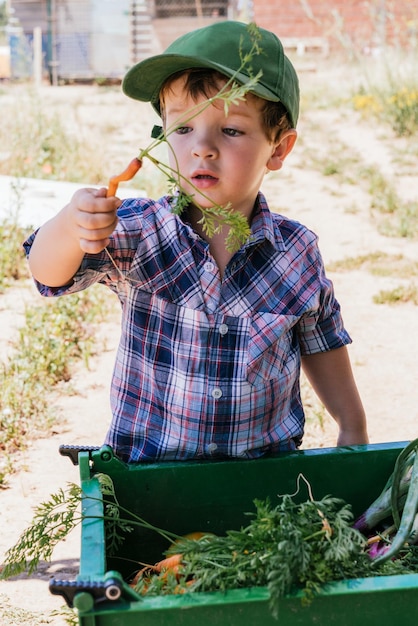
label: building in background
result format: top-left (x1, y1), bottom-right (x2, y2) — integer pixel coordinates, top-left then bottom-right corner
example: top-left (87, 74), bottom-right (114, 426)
top-left (5, 0), bottom-right (417, 82)
top-left (6, 0), bottom-right (247, 81)
top-left (253, 0), bottom-right (418, 57)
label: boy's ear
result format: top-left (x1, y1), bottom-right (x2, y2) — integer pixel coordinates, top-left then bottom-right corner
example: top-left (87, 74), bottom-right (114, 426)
top-left (267, 130), bottom-right (297, 171)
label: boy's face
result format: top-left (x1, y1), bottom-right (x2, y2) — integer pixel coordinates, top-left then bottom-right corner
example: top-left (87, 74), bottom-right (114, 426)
top-left (162, 75), bottom-right (296, 218)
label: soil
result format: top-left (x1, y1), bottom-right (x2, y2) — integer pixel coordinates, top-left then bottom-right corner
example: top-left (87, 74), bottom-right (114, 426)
top-left (0, 69), bottom-right (417, 625)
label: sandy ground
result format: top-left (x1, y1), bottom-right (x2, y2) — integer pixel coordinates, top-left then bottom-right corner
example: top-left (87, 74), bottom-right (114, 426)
top-left (0, 71), bottom-right (417, 624)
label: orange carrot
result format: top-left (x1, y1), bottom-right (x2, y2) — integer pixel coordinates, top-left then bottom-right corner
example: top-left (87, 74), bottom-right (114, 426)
top-left (130, 553), bottom-right (183, 586)
top-left (153, 553), bottom-right (183, 573)
top-left (106, 157), bottom-right (142, 197)
top-left (173, 579), bottom-right (195, 594)
top-left (168, 531), bottom-right (214, 552)
top-left (130, 564), bottom-right (153, 586)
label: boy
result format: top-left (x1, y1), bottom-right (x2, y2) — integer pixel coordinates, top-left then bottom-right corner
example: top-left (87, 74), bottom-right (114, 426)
top-left (24, 21), bottom-right (369, 463)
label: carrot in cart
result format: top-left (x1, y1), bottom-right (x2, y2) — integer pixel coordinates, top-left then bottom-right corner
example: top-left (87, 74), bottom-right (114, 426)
top-left (168, 531), bottom-right (215, 551)
top-left (154, 553), bottom-right (183, 574)
top-left (130, 533), bottom-right (212, 590)
top-left (106, 157), bottom-right (142, 198)
top-left (130, 553), bottom-right (184, 588)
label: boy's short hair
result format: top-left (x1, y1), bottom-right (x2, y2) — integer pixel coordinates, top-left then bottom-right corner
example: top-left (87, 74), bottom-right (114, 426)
top-left (160, 68), bottom-right (292, 141)
top-left (123, 21), bottom-right (300, 128)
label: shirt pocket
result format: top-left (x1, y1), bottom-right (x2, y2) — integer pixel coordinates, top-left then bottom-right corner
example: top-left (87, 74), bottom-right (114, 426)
top-left (246, 312), bottom-right (299, 386)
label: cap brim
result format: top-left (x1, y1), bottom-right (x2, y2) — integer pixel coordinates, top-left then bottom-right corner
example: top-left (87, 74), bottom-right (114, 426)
top-left (122, 53), bottom-right (281, 111)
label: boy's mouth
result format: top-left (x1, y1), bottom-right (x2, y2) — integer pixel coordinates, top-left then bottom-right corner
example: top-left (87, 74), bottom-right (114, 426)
top-left (191, 173), bottom-right (219, 190)
top-left (190, 170), bottom-right (219, 187)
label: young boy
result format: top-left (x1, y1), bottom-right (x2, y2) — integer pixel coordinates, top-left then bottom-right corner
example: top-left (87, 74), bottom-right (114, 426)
top-left (24, 21), bottom-right (369, 463)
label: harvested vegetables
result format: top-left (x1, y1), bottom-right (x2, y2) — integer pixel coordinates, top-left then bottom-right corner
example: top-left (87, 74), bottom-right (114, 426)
top-left (129, 457), bottom-right (418, 615)
top-left (354, 437), bottom-right (418, 564)
top-left (129, 441), bottom-right (418, 613)
top-left (131, 490), bottom-right (371, 613)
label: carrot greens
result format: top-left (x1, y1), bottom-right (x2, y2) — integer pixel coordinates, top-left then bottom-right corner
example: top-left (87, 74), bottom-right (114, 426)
top-left (131, 482), bottom-right (417, 616)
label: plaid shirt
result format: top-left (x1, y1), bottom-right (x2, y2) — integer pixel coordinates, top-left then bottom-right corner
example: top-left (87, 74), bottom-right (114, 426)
top-left (24, 192), bottom-right (350, 462)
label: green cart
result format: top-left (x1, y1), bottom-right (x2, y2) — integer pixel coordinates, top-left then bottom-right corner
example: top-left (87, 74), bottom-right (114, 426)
top-left (50, 441), bottom-right (418, 625)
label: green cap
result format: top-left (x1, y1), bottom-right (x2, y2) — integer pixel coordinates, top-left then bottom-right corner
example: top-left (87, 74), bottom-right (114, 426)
top-left (122, 21), bottom-right (300, 127)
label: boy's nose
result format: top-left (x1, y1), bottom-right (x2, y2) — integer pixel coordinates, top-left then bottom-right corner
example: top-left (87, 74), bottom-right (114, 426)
top-left (192, 136), bottom-right (218, 159)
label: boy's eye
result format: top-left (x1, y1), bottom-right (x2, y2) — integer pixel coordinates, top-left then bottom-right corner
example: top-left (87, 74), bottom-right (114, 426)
top-left (175, 126), bottom-right (191, 135)
top-left (223, 128), bottom-right (243, 137)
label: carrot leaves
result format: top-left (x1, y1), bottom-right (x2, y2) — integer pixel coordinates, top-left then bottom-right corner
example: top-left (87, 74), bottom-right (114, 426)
top-left (142, 493), bottom-right (371, 615)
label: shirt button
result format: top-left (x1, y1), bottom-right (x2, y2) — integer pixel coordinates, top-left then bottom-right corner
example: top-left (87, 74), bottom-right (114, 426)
top-left (211, 387), bottom-right (223, 399)
top-left (206, 442), bottom-right (218, 453)
top-left (204, 261), bottom-right (215, 272)
top-left (219, 323), bottom-right (229, 336)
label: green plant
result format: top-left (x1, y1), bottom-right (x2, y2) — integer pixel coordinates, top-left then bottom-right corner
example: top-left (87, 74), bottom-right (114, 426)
top-left (0, 219), bottom-right (30, 290)
top-left (353, 84), bottom-right (418, 137)
top-left (0, 185), bottom-right (32, 291)
top-left (0, 285), bottom-right (112, 483)
top-left (384, 88), bottom-right (418, 137)
top-left (373, 284), bottom-right (418, 305)
top-left (0, 92), bottom-right (105, 183)
top-left (50, 605), bottom-right (78, 626)
top-left (0, 594), bottom-right (50, 625)
top-left (358, 166), bottom-right (418, 239)
top-left (0, 474), bottom-right (177, 580)
top-left (364, 166), bottom-right (399, 213)
top-left (327, 252), bottom-right (418, 278)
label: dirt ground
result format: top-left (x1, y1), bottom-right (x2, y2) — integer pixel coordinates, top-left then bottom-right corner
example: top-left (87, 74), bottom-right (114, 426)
top-left (0, 66), bottom-right (417, 625)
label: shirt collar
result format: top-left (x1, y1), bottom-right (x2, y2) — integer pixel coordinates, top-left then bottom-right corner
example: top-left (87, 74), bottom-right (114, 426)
top-left (248, 192), bottom-right (284, 250)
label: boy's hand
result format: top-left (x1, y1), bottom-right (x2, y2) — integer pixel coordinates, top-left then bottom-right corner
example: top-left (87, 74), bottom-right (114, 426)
top-left (67, 187), bottom-right (122, 254)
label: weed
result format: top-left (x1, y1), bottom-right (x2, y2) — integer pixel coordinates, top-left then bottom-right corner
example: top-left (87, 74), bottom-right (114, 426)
top-left (0, 218), bottom-right (30, 291)
top-left (362, 166), bottom-right (399, 213)
top-left (352, 85), bottom-right (418, 137)
top-left (0, 285), bottom-right (112, 483)
top-left (0, 91), bottom-right (105, 183)
top-left (322, 161), bottom-right (342, 177)
top-left (378, 200), bottom-right (418, 239)
top-left (385, 88), bottom-right (418, 137)
top-left (328, 252), bottom-right (418, 308)
top-left (297, 125), bottom-right (361, 187)
top-left (327, 252), bottom-right (418, 278)
top-left (351, 93), bottom-right (383, 117)
top-left (373, 284), bottom-right (418, 306)
top-left (0, 594), bottom-right (50, 625)
top-left (358, 165), bottom-right (418, 238)
top-left (0, 184), bottom-right (31, 292)
top-left (51, 606), bottom-right (78, 626)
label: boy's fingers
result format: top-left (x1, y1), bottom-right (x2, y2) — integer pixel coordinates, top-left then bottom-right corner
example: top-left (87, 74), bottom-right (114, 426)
top-left (77, 209), bottom-right (118, 230)
top-left (79, 237), bottom-right (111, 254)
top-left (73, 187), bottom-right (122, 214)
top-left (77, 217), bottom-right (119, 241)
top-left (68, 187), bottom-right (121, 253)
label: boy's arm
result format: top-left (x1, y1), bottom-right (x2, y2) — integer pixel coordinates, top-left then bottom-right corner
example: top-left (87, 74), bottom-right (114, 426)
top-left (28, 187), bottom-right (121, 287)
top-left (301, 346), bottom-right (369, 446)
